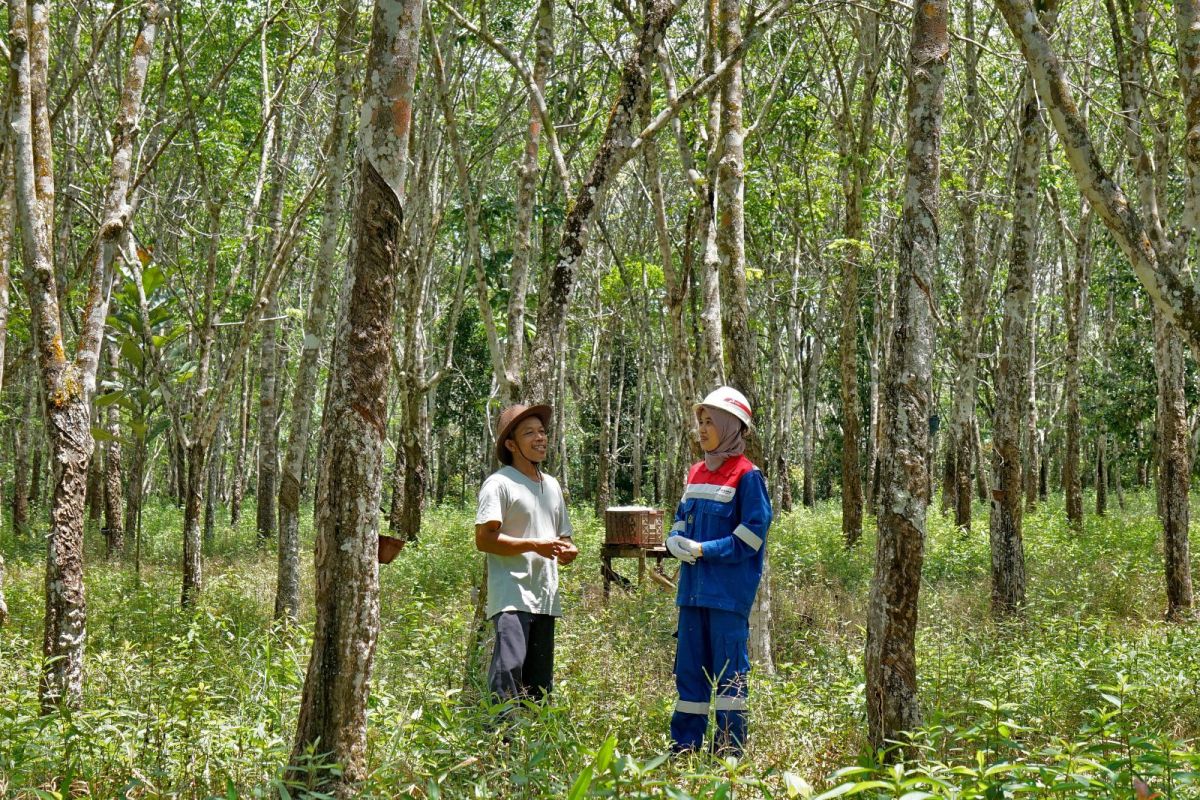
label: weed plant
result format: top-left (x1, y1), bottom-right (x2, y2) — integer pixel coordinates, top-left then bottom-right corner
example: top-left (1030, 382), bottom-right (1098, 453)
top-left (1, 493), bottom-right (1199, 797)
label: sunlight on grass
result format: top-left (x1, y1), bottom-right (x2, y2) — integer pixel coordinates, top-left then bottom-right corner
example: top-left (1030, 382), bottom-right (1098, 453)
top-left (1, 493), bottom-right (1199, 797)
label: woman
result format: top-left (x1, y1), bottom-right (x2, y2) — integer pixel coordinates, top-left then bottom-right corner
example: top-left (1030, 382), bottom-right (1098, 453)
top-left (666, 386), bottom-right (773, 757)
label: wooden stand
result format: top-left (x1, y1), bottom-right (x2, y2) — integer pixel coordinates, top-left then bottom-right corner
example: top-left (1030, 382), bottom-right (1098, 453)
top-left (600, 543), bottom-right (675, 601)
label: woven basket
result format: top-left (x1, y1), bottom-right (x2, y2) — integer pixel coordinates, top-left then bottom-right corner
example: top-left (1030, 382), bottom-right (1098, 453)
top-left (604, 506), bottom-right (664, 547)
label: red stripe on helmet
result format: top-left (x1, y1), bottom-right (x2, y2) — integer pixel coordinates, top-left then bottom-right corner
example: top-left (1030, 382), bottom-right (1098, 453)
top-left (725, 398), bottom-right (751, 416)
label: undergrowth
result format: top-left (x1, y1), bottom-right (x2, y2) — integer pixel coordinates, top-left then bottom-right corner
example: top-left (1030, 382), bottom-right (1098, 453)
top-left (1, 493), bottom-right (1199, 797)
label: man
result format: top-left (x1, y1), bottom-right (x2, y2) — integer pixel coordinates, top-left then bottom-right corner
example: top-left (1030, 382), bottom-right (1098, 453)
top-left (475, 403), bottom-right (579, 708)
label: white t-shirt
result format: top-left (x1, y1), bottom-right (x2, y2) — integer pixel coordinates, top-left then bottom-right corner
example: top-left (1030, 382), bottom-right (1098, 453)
top-left (475, 466), bottom-right (573, 619)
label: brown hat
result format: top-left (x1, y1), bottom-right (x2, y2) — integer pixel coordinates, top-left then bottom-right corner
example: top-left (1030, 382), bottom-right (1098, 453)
top-left (495, 403), bottom-right (553, 465)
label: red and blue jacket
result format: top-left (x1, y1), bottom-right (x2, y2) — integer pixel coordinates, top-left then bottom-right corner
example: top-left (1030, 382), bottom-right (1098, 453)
top-left (670, 454), bottom-right (772, 617)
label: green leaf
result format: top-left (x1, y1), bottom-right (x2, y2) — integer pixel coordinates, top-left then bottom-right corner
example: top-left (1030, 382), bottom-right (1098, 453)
top-left (784, 771), bottom-right (814, 798)
top-left (120, 336), bottom-right (144, 369)
top-left (813, 780), bottom-right (891, 800)
top-left (96, 390), bottom-right (126, 407)
top-left (142, 265), bottom-right (167, 296)
top-left (594, 734), bottom-right (617, 773)
top-left (148, 417), bottom-right (172, 443)
top-left (91, 426), bottom-right (116, 442)
top-left (567, 766), bottom-right (594, 800)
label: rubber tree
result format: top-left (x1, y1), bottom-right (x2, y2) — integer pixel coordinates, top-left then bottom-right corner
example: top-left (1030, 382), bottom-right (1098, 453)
top-left (288, 0), bottom-right (422, 791)
top-left (864, 0), bottom-right (947, 753)
top-left (8, 0), bottom-right (162, 708)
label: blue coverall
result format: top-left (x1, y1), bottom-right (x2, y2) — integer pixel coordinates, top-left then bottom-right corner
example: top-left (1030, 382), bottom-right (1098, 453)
top-left (668, 454), bottom-right (772, 755)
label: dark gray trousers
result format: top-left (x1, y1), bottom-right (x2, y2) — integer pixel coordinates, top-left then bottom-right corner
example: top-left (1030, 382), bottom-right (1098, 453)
top-left (488, 611), bottom-right (556, 704)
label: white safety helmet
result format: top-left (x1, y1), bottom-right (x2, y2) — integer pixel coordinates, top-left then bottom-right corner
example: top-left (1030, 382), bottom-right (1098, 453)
top-left (695, 386), bottom-right (753, 429)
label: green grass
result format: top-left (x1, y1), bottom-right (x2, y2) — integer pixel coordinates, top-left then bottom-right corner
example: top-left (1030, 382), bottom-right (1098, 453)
top-left (2, 493), bottom-right (1200, 797)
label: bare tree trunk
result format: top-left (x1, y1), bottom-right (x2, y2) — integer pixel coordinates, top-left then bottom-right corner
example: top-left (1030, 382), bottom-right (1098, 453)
top-left (1062, 202), bottom-right (1091, 527)
top-left (646, 132), bottom-right (695, 501)
top-left (972, 417), bottom-right (988, 501)
top-left (254, 127), bottom-right (287, 546)
top-left (940, 442), bottom-right (955, 515)
top-left (12, 391), bottom-right (31, 534)
top-left (87, 443), bottom-right (103, 522)
top-left (502, 0), bottom-right (553, 402)
top-left (9, 0), bottom-right (161, 709)
top-left (712, 0), bottom-right (772, 673)
top-left (123, 432), bottom-right (144, 547)
top-left (995, 0), bottom-right (1200, 349)
top-left (388, 440), bottom-right (404, 533)
top-left (595, 320), bottom-right (614, 515)
top-left (30, 442), bottom-right (43, 510)
top-left (696, 0), bottom-right (726, 392)
top-left (632, 362), bottom-right (646, 500)
top-left (989, 75), bottom-right (1043, 618)
top-left (1096, 433), bottom-right (1108, 516)
top-left (230, 358), bottom-right (252, 525)
top-left (865, 0), bottom-right (946, 751)
top-left (1154, 311), bottom-right (1194, 620)
top-left (0, 141), bottom-right (9, 623)
top-left (524, 0), bottom-right (679, 399)
top-left (181, 443), bottom-right (207, 607)
top-left (255, 297), bottom-right (281, 546)
top-left (277, 0), bottom-right (357, 621)
top-left (1024, 296), bottom-right (1039, 512)
top-left (103, 344), bottom-right (125, 556)
top-left (289, 0), bottom-right (420, 791)
top-left (865, 287), bottom-right (886, 515)
top-left (205, 422), bottom-right (224, 549)
top-left (802, 329), bottom-right (824, 507)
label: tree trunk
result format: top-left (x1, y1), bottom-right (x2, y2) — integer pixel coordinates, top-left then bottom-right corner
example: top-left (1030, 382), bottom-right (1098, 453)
top-left (646, 133), bottom-right (696, 501)
top-left (0, 147), bottom-right (8, 622)
top-left (595, 322), bottom-right (613, 515)
top-left (277, 0), bottom-right (357, 621)
top-left (1024, 301), bottom-right (1039, 512)
top-left (230, 357), bottom-right (252, 525)
top-left (12, 394), bottom-right (31, 534)
top-left (1062, 203), bottom-right (1091, 528)
top-left (103, 344), bottom-right (125, 556)
top-left (9, 0), bottom-right (161, 709)
top-left (802, 329), bottom-right (823, 508)
top-left (995, 0), bottom-right (1200, 351)
top-left (951, 1), bottom-right (989, 532)
top-left (502, 0), bottom-right (553, 402)
top-left (30, 439), bottom-right (43, 510)
top-left (1096, 432), bottom-right (1108, 516)
top-left (1154, 311), bottom-right (1194, 621)
top-left (865, 0), bottom-right (946, 752)
top-left (205, 422), bottom-right (224, 550)
top-left (123, 433), bottom-right (145, 550)
top-left (972, 417), bottom-right (989, 501)
top-left (87, 443), bottom-right (103, 522)
top-left (388, 439), bottom-right (405, 534)
top-left (255, 299), bottom-right (281, 545)
top-left (989, 76), bottom-right (1043, 618)
top-left (289, 0), bottom-right (420, 791)
top-left (181, 443), bottom-right (207, 607)
top-left (524, 0), bottom-right (679, 399)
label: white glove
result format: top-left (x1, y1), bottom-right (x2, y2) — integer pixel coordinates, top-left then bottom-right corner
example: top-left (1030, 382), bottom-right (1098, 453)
top-left (667, 535), bottom-right (702, 564)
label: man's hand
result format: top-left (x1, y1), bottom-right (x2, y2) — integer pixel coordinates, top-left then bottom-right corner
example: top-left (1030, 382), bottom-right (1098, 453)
top-left (667, 535), bottom-right (702, 564)
top-left (555, 539), bottom-right (579, 565)
top-left (530, 538), bottom-right (563, 559)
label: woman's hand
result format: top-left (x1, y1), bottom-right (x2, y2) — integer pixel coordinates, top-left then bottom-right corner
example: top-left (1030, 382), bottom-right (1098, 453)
top-left (667, 536), bottom-right (702, 564)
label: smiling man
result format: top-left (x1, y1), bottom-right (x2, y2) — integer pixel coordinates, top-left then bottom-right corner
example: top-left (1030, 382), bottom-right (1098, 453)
top-left (475, 403), bottom-right (579, 711)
